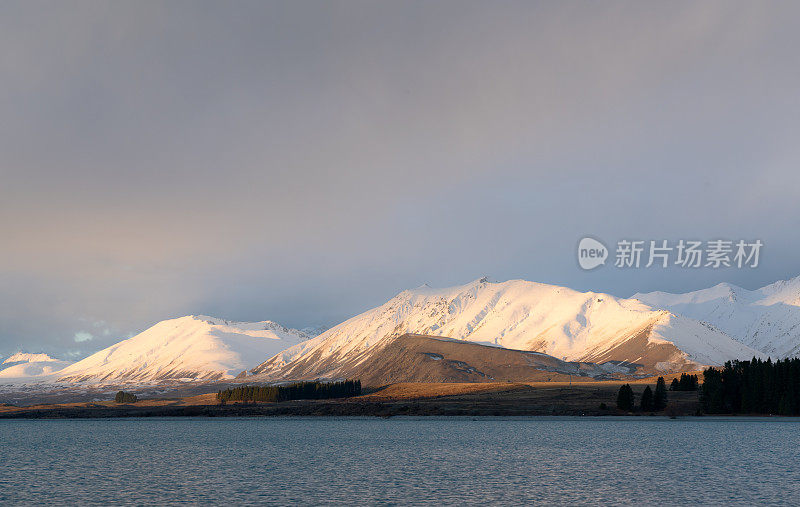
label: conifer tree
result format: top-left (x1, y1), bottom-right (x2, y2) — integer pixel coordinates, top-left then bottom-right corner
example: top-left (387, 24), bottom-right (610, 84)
top-left (640, 386), bottom-right (654, 412)
top-left (701, 367), bottom-right (724, 413)
top-left (654, 377), bottom-right (668, 410)
top-left (616, 384), bottom-right (634, 411)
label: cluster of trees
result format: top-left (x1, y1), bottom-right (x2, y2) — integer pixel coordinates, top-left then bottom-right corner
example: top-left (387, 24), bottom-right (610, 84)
top-left (670, 373), bottom-right (699, 391)
top-left (217, 380), bottom-right (362, 403)
top-left (616, 378), bottom-right (668, 412)
top-left (114, 391), bottom-right (137, 403)
top-left (616, 384), bottom-right (635, 411)
top-left (701, 358), bottom-right (800, 415)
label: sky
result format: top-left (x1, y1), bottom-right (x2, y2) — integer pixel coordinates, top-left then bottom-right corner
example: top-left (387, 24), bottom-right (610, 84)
top-left (2, 1), bottom-right (800, 359)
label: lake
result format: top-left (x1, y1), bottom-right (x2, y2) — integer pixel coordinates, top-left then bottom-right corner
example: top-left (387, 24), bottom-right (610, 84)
top-left (1, 417), bottom-right (799, 505)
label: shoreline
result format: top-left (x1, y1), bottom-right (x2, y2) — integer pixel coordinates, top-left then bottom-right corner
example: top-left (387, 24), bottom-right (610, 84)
top-left (2, 381), bottom-right (792, 420)
top-left (0, 382), bottom-right (706, 419)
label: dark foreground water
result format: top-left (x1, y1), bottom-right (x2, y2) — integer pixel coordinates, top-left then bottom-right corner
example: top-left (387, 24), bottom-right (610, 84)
top-left (1, 417), bottom-right (799, 505)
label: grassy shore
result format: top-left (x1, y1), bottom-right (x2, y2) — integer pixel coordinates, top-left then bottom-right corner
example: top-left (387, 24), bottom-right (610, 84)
top-left (0, 381), bottom-right (703, 418)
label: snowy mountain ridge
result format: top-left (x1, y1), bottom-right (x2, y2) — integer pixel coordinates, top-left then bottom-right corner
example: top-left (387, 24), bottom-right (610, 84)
top-left (56, 315), bottom-right (311, 384)
top-left (635, 275), bottom-right (800, 358)
top-left (253, 278), bottom-right (762, 379)
top-left (8, 275), bottom-right (800, 386)
top-left (3, 352), bottom-right (58, 364)
top-left (0, 352), bottom-right (73, 379)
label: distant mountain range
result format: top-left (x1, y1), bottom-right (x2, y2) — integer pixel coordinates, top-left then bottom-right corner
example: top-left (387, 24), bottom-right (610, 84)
top-left (635, 275), bottom-right (800, 358)
top-left (6, 275), bottom-right (800, 386)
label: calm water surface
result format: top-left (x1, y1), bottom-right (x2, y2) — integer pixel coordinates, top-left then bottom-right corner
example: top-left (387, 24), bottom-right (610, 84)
top-left (1, 416), bottom-right (799, 505)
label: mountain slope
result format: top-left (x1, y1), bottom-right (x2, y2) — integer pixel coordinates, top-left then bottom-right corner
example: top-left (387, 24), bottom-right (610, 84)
top-left (634, 275), bottom-right (800, 358)
top-left (253, 278), bottom-right (762, 378)
top-left (57, 315), bottom-right (312, 383)
top-left (254, 333), bottom-right (639, 386)
top-left (0, 353), bottom-right (73, 379)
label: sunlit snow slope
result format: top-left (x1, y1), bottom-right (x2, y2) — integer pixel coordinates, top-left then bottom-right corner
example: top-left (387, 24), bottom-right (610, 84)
top-left (254, 278), bottom-right (761, 378)
top-left (0, 353), bottom-right (73, 379)
top-left (57, 315), bottom-right (312, 383)
top-left (635, 275), bottom-right (800, 358)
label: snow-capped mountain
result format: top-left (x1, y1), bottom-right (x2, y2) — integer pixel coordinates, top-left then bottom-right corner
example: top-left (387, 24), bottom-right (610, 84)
top-left (57, 315), bottom-right (312, 383)
top-left (253, 278), bottom-right (762, 379)
top-left (0, 353), bottom-right (73, 379)
top-left (634, 275), bottom-right (800, 358)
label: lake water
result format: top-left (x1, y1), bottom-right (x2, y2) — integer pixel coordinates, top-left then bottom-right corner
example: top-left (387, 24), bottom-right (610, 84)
top-left (1, 417), bottom-right (799, 505)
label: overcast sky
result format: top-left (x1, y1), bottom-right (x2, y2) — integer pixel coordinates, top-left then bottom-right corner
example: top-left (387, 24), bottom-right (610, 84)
top-left (2, 1), bottom-right (800, 358)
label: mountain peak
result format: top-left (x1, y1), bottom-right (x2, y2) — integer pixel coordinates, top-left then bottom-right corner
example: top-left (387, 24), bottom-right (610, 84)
top-left (757, 274), bottom-right (800, 300)
top-left (253, 277), bottom-right (760, 378)
top-left (56, 316), bottom-right (312, 384)
top-left (0, 353), bottom-right (73, 380)
top-left (3, 352), bottom-right (59, 364)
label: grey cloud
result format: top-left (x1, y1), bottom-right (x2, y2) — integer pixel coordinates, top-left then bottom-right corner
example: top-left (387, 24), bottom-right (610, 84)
top-left (2, 1), bottom-right (800, 357)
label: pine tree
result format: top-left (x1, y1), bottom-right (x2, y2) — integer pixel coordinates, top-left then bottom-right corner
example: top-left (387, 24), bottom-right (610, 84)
top-left (672, 373), bottom-right (700, 391)
top-left (640, 386), bottom-right (654, 412)
top-left (654, 377), bottom-right (668, 411)
top-left (701, 367), bottom-right (724, 413)
top-left (616, 384), bottom-right (634, 411)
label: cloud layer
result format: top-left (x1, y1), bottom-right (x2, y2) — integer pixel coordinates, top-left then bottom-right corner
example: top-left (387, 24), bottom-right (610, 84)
top-left (2, 1), bottom-right (800, 357)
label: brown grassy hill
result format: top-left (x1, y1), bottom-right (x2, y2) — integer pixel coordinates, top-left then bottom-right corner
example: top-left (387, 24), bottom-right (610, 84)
top-left (253, 334), bottom-right (640, 386)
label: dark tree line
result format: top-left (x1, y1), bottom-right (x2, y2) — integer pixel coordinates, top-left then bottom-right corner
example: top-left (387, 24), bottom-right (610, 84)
top-left (616, 377), bottom-right (668, 412)
top-left (114, 391), bottom-right (137, 403)
top-left (670, 373), bottom-right (699, 391)
top-left (701, 358), bottom-right (800, 415)
top-left (217, 380), bottom-right (362, 403)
